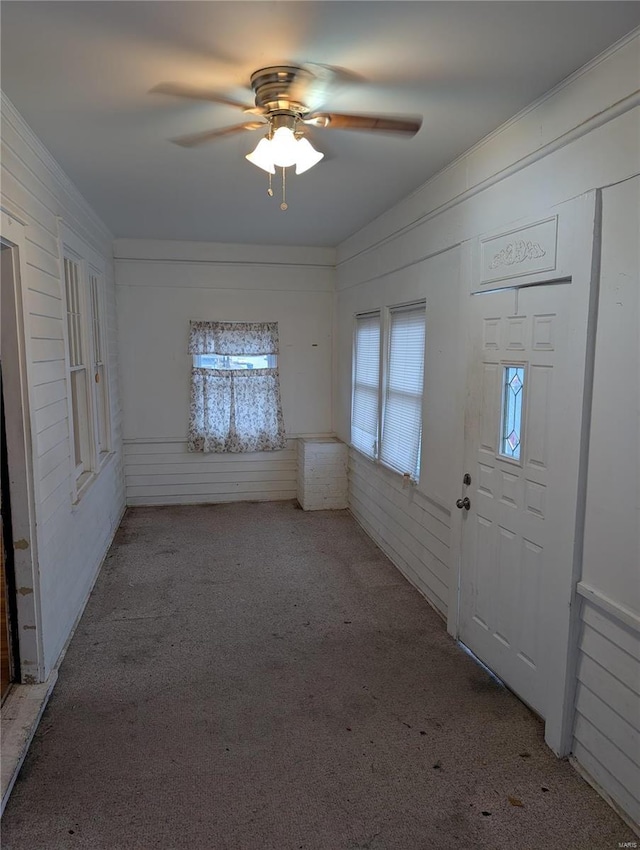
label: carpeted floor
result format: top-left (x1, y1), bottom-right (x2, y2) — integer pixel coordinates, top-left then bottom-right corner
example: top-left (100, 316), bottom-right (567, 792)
top-left (1, 501), bottom-right (634, 849)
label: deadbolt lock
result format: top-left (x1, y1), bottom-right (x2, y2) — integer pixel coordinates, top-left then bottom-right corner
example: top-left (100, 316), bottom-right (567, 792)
top-left (463, 473), bottom-right (471, 486)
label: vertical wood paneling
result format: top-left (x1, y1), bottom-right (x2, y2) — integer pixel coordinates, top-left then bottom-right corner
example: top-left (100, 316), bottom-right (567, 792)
top-left (1, 93), bottom-right (125, 678)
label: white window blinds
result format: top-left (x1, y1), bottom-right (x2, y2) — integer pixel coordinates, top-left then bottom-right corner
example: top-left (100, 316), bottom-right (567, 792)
top-left (351, 313), bottom-right (381, 458)
top-left (380, 304), bottom-right (425, 478)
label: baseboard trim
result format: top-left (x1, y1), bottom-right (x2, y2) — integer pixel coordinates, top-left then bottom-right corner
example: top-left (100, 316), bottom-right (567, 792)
top-left (1, 674), bottom-right (57, 815)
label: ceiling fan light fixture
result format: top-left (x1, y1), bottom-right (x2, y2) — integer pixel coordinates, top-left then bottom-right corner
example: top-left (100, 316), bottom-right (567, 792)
top-left (294, 137), bottom-right (324, 174)
top-left (270, 126), bottom-right (299, 168)
top-left (245, 136), bottom-right (275, 173)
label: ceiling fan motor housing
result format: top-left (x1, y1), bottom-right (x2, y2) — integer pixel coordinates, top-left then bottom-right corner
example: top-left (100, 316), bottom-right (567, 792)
top-left (250, 66), bottom-right (310, 118)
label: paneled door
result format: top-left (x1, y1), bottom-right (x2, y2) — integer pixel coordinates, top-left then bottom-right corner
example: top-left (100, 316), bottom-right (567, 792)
top-left (458, 281), bottom-right (578, 718)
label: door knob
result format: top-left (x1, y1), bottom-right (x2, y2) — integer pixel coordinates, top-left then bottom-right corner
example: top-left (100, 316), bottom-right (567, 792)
top-left (456, 496), bottom-right (471, 511)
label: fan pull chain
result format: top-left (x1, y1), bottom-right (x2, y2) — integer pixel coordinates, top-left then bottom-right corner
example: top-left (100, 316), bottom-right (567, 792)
top-left (267, 171), bottom-right (273, 197)
top-left (280, 167), bottom-right (288, 211)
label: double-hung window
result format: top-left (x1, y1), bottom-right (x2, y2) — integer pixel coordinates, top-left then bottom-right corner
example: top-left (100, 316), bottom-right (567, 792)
top-left (61, 227), bottom-right (111, 497)
top-left (351, 312), bottom-right (381, 458)
top-left (64, 256), bottom-right (92, 483)
top-left (351, 302), bottom-right (426, 481)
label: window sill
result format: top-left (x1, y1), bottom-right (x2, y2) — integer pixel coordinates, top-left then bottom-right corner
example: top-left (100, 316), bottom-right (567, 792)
top-left (71, 451), bottom-right (116, 506)
top-left (73, 470), bottom-right (95, 505)
top-left (349, 444), bottom-right (419, 487)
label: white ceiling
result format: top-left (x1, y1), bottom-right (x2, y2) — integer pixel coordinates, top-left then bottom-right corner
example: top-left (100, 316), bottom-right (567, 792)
top-left (1, 2), bottom-right (639, 247)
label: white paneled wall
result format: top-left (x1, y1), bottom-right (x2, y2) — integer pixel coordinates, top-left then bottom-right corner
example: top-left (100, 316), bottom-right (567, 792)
top-left (335, 33), bottom-right (640, 828)
top-left (349, 451), bottom-right (450, 617)
top-left (571, 176), bottom-right (640, 830)
top-left (125, 439), bottom-right (298, 506)
top-left (115, 239), bottom-right (335, 506)
top-left (1, 94), bottom-right (125, 679)
top-left (573, 600), bottom-right (640, 827)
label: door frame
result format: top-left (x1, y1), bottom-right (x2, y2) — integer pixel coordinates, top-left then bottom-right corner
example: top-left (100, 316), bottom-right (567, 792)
top-left (447, 192), bottom-right (601, 757)
top-left (0, 208), bottom-right (45, 683)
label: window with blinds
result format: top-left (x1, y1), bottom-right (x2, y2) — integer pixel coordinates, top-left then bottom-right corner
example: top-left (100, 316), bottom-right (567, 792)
top-left (351, 312), bottom-right (381, 458)
top-left (64, 257), bottom-right (92, 478)
top-left (380, 304), bottom-right (426, 479)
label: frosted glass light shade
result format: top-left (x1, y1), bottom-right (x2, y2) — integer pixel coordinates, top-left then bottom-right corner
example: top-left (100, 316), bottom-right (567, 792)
top-left (245, 137), bottom-right (275, 174)
top-left (246, 128), bottom-right (324, 177)
top-left (295, 137), bottom-right (324, 174)
top-left (270, 127), bottom-right (298, 168)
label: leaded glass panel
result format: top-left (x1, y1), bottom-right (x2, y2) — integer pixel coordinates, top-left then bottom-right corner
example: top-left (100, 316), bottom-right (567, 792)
top-left (500, 366), bottom-right (525, 460)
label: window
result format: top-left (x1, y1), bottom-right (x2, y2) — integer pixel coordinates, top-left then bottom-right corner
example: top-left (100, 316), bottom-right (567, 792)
top-left (380, 305), bottom-right (426, 479)
top-left (89, 272), bottom-right (110, 458)
top-left (193, 354), bottom-right (276, 370)
top-left (64, 257), bottom-right (92, 482)
top-left (188, 321), bottom-right (286, 453)
top-left (351, 312), bottom-right (381, 458)
top-left (500, 365), bottom-right (525, 460)
top-left (351, 303), bottom-right (426, 481)
top-left (61, 226), bottom-right (111, 497)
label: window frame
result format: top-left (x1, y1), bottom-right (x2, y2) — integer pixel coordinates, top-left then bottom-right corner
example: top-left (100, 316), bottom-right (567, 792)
top-left (88, 266), bottom-right (112, 462)
top-left (59, 224), bottom-right (112, 501)
top-left (193, 353), bottom-right (278, 370)
top-left (350, 311), bottom-right (382, 461)
top-left (351, 300), bottom-right (426, 483)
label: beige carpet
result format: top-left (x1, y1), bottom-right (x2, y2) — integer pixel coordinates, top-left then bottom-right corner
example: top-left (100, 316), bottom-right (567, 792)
top-left (1, 501), bottom-right (634, 849)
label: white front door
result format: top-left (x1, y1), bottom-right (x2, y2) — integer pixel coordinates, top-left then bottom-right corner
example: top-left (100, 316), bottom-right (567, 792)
top-left (458, 281), bottom-right (580, 718)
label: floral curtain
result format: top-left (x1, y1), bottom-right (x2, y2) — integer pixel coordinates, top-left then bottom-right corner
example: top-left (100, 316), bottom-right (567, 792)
top-left (188, 321), bottom-right (286, 453)
top-left (188, 321), bottom-right (280, 356)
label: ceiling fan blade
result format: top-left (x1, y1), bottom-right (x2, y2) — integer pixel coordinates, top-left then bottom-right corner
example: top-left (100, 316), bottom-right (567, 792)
top-left (287, 64), bottom-right (336, 112)
top-left (305, 112), bottom-right (422, 136)
top-left (170, 122), bottom-right (266, 148)
top-left (150, 82), bottom-right (258, 112)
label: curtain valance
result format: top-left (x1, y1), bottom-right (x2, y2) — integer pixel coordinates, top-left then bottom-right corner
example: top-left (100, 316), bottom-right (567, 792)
top-left (188, 321), bottom-right (279, 356)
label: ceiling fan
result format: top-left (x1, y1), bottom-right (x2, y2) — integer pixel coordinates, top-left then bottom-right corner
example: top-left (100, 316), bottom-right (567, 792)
top-left (151, 64), bottom-right (422, 209)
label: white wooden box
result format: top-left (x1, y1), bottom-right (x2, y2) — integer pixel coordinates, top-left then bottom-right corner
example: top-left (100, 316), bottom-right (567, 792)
top-left (297, 438), bottom-right (348, 511)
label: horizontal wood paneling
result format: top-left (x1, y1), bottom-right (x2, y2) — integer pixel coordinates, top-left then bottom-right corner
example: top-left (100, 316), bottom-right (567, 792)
top-left (572, 742), bottom-right (640, 831)
top-left (29, 339), bottom-right (65, 363)
top-left (29, 315), bottom-right (64, 341)
top-left (124, 439), bottom-right (298, 506)
top-left (26, 290), bottom-right (63, 320)
top-left (572, 598), bottom-right (640, 829)
top-left (34, 399), bottom-right (67, 434)
top-left (1, 92), bottom-right (125, 678)
top-left (36, 419), bottom-right (68, 457)
top-left (30, 360), bottom-right (66, 387)
top-left (348, 448), bottom-right (450, 616)
top-left (127, 490), bottom-right (297, 507)
top-left (26, 266), bottom-right (62, 300)
top-left (38, 439), bottom-right (70, 481)
top-left (32, 379), bottom-right (67, 411)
